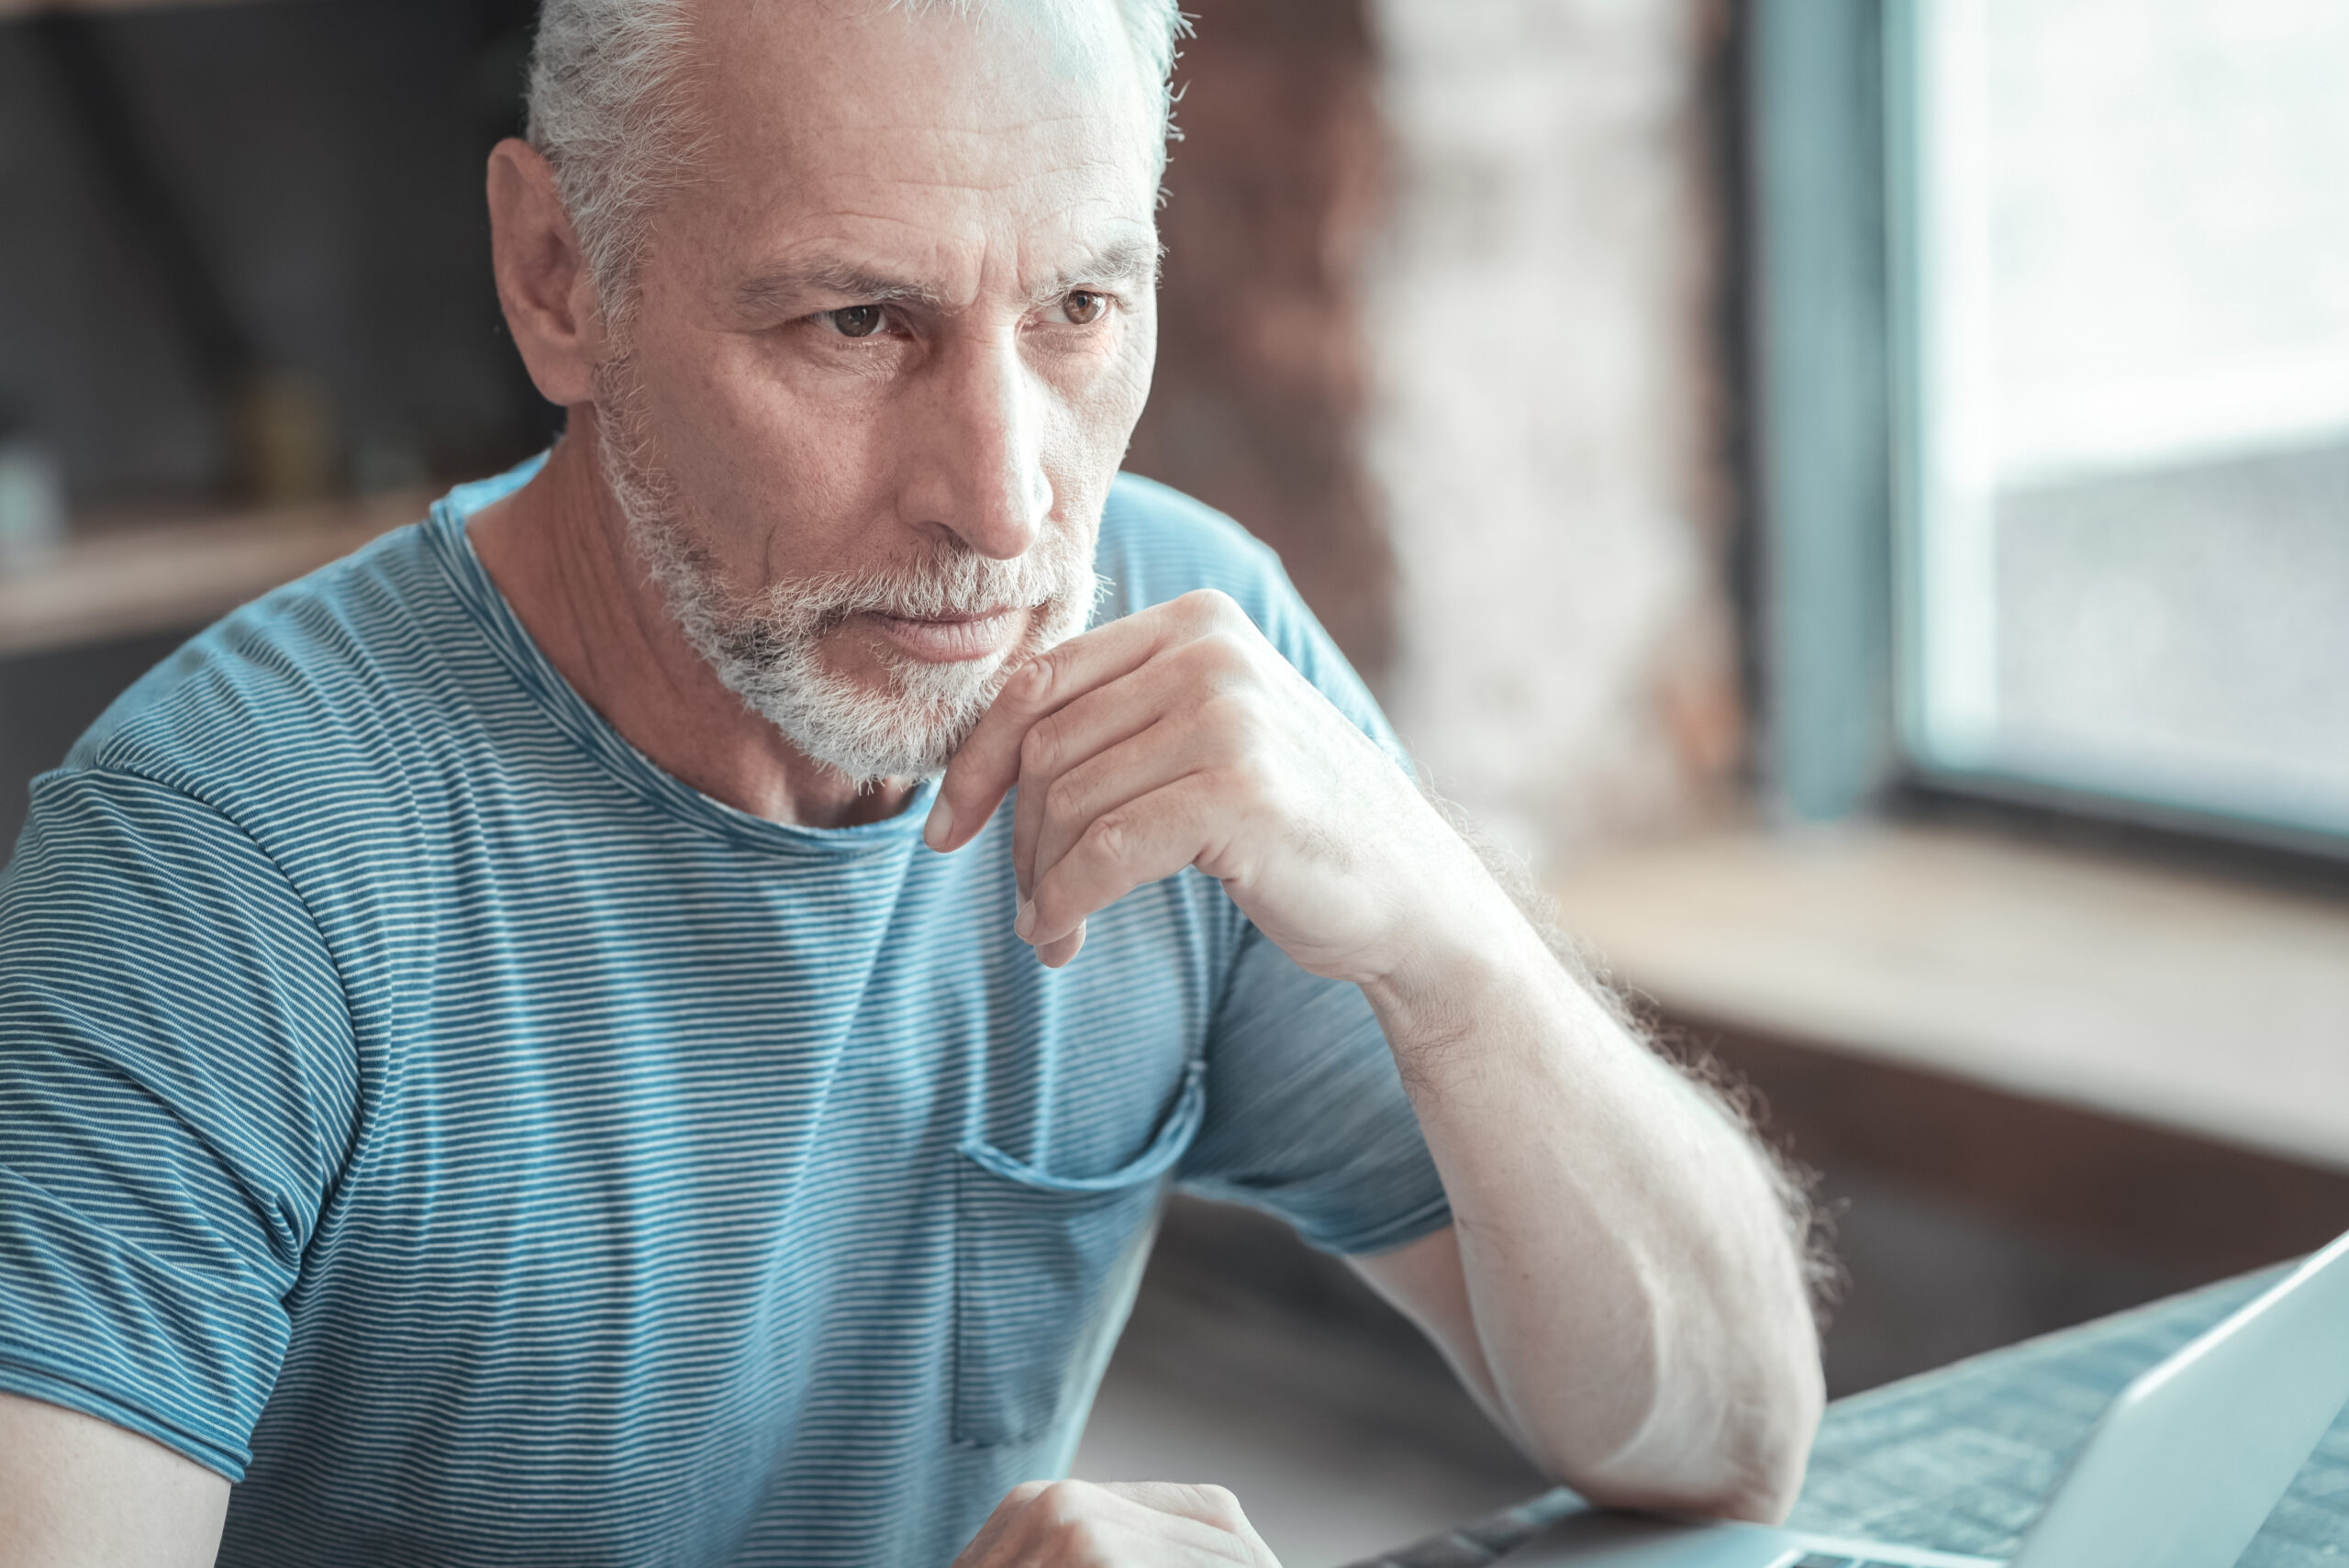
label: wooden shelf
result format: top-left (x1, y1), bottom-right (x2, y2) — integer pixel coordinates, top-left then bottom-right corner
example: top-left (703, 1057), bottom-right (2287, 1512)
top-left (0, 488), bottom-right (430, 658)
top-left (1553, 823), bottom-right (2349, 1173)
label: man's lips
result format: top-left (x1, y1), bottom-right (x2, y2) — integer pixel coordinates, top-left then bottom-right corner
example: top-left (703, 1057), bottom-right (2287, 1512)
top-left (863, 606), bottom-right (1027, 662)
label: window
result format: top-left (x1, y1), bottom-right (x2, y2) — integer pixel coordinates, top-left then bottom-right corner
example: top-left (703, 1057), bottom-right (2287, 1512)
top-left (1898, 0), bottom-right (2349, 840)
top-left (1752, 0), bottom-right (2349, 849)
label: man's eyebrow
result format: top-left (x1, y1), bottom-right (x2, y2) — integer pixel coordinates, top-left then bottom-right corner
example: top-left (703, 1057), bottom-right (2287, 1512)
top-left (732, 261), bottom-right (946, 317)
top-left (732, 237), bottom-right (1163, 318)
top-left (1032, 236), bottom-right (1165, 302)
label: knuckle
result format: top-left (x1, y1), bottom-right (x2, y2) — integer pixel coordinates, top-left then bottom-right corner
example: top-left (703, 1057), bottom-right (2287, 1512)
top-left (1083, 810), bottom-right (1132, 867)
top-left (1041, 768), bottom-right (1089, 827)
top-left (1019, 715), bottom-right (1063, 777)
top-left (1189, 1482), bottom-right (1244, 1521)
top-left (1178, 586), bottom-right (1241, 626)
top-left (1034, 1478), bottom-right (1093, 1523)
top-left (1191, 629), bottom-right (1260, 690)
top-left (1013, 650), bottom-right (1062, 709)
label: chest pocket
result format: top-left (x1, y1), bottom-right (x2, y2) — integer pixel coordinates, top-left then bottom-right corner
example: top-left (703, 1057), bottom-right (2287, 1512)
top-left (952, 1057), bottom-right (1208, 1449)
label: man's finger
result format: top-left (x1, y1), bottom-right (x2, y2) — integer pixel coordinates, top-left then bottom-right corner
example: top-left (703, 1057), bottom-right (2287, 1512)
top-left (928, 609), bottom-right (1173, 855)
top-left (1009, 668), bottom-right (1181, 901)
top-left (1032, 921), bottom-right (1085, 969)
top-left (1024, 773), bottom-right (1228, 958)
top-left (1021, 708), bottom-right (1200, 911)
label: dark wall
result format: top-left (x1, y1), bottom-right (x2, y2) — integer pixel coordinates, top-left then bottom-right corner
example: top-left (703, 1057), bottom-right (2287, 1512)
top-left (0, 0), bottom-right (551, 507)
top-left (0, 0), bottom-right (559, 847)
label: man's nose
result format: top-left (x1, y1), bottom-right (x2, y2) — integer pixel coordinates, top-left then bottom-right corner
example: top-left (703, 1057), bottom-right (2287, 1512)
top-left (902, 332), bottom-right (1053, 562)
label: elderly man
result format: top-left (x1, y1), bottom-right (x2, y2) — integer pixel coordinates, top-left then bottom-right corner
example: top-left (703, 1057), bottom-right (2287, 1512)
top-left (0, 0), bottom-right (1821, 1562)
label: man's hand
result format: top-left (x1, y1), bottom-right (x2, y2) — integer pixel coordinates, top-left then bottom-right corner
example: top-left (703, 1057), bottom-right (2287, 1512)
top-left (953, 1480), bottom-right (1279, 1567)
top-left (931, 589), bottom-right (1824, 1522)
top-left (929, 590), bottom-right (1469, 977)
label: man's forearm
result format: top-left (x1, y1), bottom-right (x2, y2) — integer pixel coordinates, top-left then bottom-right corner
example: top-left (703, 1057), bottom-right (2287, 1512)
top-left (1359, 888), bottom-right (1824, 1520)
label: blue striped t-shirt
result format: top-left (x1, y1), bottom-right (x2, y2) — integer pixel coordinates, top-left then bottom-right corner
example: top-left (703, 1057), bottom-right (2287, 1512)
top-left (0, 460), bottom-right (1451, 1566)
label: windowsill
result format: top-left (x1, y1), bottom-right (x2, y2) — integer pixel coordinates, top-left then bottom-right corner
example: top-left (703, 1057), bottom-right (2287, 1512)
top-left (1552, 822), bottom-right (2349, 1174)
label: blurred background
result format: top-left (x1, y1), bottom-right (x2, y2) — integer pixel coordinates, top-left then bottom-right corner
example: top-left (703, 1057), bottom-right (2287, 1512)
top-left (3, 0), bottom-right (2345, 1561)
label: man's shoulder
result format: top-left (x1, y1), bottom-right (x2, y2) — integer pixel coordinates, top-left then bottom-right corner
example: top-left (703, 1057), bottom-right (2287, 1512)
top-left (1097, 473), bottom-right (1293, 624)
top-left (58, 512), bottom-right (467, 816)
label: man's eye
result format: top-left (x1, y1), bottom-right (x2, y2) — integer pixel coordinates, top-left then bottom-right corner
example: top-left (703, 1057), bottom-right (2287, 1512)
top-left (825, 305), bottom-right (886, 339)
top-left (1053, 291), bottom-right (1108, 327)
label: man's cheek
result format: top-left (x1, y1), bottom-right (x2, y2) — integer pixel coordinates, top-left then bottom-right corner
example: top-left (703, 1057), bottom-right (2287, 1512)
top-left (708, 419), bottom-right (885, 562)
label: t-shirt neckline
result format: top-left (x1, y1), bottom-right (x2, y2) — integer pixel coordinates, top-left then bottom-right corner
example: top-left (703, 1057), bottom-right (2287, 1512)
top-left (418, 455), bottom-right (937, 859)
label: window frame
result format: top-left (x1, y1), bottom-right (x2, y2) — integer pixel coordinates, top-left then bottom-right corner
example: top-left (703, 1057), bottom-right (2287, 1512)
top-left (1746, 0), bottom-right (2349, 865)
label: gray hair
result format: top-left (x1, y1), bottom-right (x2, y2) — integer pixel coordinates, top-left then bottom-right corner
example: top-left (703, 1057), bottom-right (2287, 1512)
top-left (525, 0), bottom-right (1186, 328)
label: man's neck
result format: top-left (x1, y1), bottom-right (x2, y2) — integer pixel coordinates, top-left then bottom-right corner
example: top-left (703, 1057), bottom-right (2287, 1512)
top-left (464, 428), bottom-right (916, 829)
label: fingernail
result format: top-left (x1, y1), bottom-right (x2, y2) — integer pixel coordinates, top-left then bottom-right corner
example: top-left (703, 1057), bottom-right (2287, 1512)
top-left (1014, 897), bottom-right (1035, 940)
top-left (923, 795), bottom-right (953, 851)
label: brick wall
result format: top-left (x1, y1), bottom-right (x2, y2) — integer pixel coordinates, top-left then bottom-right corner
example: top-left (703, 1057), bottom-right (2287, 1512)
top-left (1126, 0), bottom-right (1396, 679)
top-left (1137, 0), bottom-right (1746, 873)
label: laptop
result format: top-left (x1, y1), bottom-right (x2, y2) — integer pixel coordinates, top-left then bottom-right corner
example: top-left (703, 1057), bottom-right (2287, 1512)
top-left (1505, 1224), bottom-right (2349, 1568)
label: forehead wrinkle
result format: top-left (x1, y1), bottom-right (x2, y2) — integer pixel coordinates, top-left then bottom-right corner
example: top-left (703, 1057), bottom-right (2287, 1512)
top-left (813, 128), bottom-right (1146, 201)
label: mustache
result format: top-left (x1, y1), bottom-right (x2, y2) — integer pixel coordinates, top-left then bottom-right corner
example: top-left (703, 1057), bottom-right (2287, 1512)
top-left (749, 534), bottom-right (1104, 639)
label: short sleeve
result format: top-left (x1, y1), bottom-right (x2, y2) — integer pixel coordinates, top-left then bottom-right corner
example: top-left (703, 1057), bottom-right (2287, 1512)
top-left (0, 767), bottom-right (357, 1479)
top-left (1097, 473), bottom-right (1418, 782)
top-left (1176, 925), bottom-right (1452, 1255)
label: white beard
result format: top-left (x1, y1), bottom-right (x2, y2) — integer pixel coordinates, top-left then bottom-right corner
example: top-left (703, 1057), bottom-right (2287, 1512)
top-left (592, 359), bottom-right (1102, 788)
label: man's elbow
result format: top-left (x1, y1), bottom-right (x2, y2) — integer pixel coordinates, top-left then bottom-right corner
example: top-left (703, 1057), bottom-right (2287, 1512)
top-left (1686, 1351), bottom-right (1827, 1525)
top-left (1542, 1327), bottom-right (1826, 1527)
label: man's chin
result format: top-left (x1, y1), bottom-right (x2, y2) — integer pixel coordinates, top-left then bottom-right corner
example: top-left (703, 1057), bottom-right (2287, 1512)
top-left (722, 592), bottom-right (1084, 786)
top-left (748, 664), bottom-right (999, 788)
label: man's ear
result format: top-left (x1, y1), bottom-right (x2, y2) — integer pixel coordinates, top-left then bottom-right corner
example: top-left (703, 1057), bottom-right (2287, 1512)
top-left (486, 138), bottom-right (605, 408)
